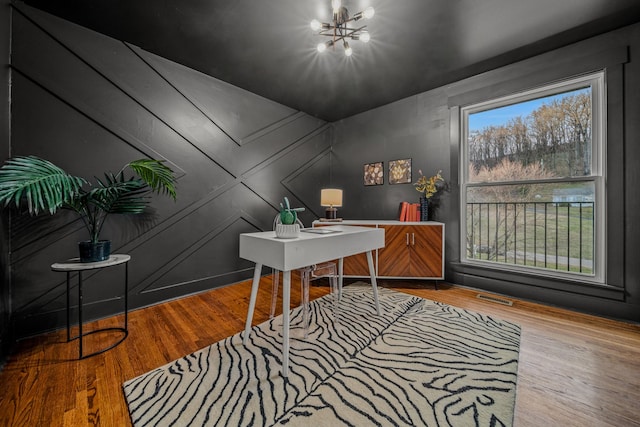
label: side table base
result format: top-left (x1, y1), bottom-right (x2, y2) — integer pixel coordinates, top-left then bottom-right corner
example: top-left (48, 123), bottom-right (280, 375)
top-left (68, 327), bottom-right (128, 359)
top-left (53, 254), bottom-right (131, 360)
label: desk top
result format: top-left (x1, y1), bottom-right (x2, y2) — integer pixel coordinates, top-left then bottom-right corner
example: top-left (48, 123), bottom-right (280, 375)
top-left (313, 219), bottom-right (445, 226)
top-left (239, 225), bottom-right (384, 271)
top-left (51, 254), bottom-right (131, 272)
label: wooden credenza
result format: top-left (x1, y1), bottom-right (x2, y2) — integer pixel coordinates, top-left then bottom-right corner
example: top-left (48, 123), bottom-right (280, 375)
top-left (313, 220), bottom-right (444, 280)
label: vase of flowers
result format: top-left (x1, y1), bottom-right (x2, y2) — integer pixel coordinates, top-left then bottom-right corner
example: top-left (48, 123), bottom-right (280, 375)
top-left (413, 170), bottom-right (444, 221)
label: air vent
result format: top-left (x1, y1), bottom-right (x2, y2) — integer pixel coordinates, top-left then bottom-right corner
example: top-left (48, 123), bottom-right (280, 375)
top-left (476, 294), bottom-right (513, 306)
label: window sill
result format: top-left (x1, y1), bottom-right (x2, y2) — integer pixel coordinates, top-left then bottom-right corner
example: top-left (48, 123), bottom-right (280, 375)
top-left (450, 261), bottom-right (625, 301)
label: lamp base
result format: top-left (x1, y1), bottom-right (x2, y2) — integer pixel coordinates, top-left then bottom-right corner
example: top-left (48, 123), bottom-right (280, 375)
top-left (325, 207), bottom-right (337, 219)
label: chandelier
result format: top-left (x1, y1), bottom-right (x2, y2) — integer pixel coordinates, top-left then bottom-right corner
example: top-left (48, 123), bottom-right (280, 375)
top-left (310, 0), bottom-right (375, 56)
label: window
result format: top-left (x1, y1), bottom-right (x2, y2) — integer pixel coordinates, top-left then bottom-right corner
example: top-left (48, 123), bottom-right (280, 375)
top-left (460, 72), bottom-right (605, 283)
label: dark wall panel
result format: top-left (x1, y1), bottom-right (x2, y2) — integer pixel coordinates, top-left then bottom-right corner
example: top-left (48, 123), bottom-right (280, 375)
top-left (0, 0), bottom-right (12, 368)
top-left (9, 5), bottom-right (331, 338)
top-left (333, 23), bottom-right (640, 322)
top-left (333, 89), bottom-right (450, 222)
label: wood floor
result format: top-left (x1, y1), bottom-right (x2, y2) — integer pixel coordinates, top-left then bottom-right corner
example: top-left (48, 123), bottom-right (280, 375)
top-left (1, 278), bottom-right (639, 426)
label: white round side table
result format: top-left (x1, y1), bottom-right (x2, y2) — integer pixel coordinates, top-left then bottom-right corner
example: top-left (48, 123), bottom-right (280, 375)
top-left (51, 254), bottom-right (131, 359)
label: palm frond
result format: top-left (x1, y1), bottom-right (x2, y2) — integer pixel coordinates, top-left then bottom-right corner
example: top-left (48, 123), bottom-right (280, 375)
top-left (0, 156), bottom-right (86, 215)
top-left (0, 156), bottom-right (177, 243)
top-left (88, 175), bottom-right (148, 214)
top-left (127, 159), bottom-right (177, 200)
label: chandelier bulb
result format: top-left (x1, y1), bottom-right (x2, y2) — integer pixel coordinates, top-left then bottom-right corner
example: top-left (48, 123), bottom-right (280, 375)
top-left (360, 31), bottom-right (371, 43)
top-left (310, 19), bottom-right (321, 31)
top-left (344, 42), bottom-right (353, 57)
top-left (331, 0), bottom-right (341, 12)
top-left (317, 42), bottom-right (328, 53)
top-left (363, 6), bottom-right (375, 19)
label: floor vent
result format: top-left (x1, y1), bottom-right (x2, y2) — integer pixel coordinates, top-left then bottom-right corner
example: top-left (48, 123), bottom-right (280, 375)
top-left (476, 294), bottom-right (514, 306)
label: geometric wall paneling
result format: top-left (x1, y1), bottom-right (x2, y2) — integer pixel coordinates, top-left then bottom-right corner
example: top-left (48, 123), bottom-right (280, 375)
top-left (13, 13), bottom-right (229, 194)
top-left (11, 11), bottom-right (186, 167)
top-left (124, 186), bottom-right (258, 292)
top-left (10, 15), bottom-right (196, 178)
top-left (12, 12), bottom-right (234, 198)
top-left (136, 218), bottom-right (257, 296)
top-left (17, 4), bottom-right (327, 185)
top-left (10, 66), bottom-right (218, 261)
top-left (131, 43), bottom-right (301, 145)
top-left (8, 5), bottom-right (332, 339)
top-left (8, 197), bottom-right (82, 262)
top-left (9, 73), bottom-right (149, 176)
top-left (125, 188), bottom-right (272, 306)
top-left (240, 111), bottom-right (307, 146)
top-left (235, 113), bottom-right (329, 175)
top-left (112, 45), bottom-right (242, 171)
top-left (241, 125), bottom-right (333, 224)
top-left (281, 148), bottom-right (335, 222)
top-left (241, 122), bottom-right (332, 184)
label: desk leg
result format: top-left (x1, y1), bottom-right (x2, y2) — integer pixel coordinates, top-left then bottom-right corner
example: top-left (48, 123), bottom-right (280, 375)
top-left (243, 263), bottom-right (263, 345)
top-left (78, 271), bottom-right (84, 359)
top-left (282, 269), bottom-right (291, 378)
top-left (366, 250), bottom-right (380, 315)
top-left (338, 258), bottom-right (344, 300)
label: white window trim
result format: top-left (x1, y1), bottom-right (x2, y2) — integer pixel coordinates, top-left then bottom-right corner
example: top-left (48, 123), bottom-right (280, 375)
top-left (459, 71), bottom-right (606, 285)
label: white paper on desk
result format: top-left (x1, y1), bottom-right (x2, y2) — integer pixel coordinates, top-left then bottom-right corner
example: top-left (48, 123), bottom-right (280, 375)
top-left (301, 228), bottom-right (341, 234)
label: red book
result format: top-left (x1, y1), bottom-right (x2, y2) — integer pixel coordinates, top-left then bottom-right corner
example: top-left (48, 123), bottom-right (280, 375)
top-left (399, 202), bottom-right (407, 221)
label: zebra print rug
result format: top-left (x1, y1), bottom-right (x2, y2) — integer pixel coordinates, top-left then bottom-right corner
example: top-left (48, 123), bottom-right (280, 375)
top-left (123, 284), bottom-right (521, 426)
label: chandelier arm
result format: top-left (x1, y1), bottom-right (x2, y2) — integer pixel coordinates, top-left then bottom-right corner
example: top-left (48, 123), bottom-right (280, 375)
top-left (338, 13), bottom-right (364, 25)
top-left (318, 25), bottom-right (367, 41)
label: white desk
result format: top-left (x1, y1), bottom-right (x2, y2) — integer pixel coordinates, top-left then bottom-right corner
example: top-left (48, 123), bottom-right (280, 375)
top-left (239, 225), bottom-right (385, 377)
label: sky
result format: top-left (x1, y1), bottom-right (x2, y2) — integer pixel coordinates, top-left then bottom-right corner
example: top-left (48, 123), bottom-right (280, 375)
top-left (469, 88), bottom-right (590, 131)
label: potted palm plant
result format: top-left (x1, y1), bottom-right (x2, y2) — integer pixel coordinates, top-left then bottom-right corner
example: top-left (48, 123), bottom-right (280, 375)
top-left (0, 155), bottom-right (177, 262)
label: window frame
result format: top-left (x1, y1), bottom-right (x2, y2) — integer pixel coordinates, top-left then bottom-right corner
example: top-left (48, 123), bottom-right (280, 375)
top-left (459, 71), bottom-right (606, 284)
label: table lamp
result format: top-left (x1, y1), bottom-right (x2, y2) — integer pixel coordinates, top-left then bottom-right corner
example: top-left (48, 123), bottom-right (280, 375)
top-left (320, 188), bottom-right (343, 220)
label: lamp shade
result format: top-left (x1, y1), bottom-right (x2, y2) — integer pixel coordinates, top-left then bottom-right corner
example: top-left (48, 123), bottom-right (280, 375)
top-left (320, 188), bottom-right (343, 207)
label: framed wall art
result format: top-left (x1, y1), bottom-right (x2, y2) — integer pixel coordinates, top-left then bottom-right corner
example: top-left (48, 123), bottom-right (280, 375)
top-left (388, 158), bottom-right (412, 184)
top-left (363, 162), bottom-right (384, 186)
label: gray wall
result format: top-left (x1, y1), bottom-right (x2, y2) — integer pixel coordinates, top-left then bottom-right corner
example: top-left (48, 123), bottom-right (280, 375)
top-left (333, 23), bottom-right (640, 322)
top-left (9, 4), bottom-right (333, 339)
top-left (0, 0), bottom-right (11, 366)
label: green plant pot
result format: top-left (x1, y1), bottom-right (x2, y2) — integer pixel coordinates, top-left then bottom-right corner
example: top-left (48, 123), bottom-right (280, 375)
top-left (78, 240), bottom-right (111, 262)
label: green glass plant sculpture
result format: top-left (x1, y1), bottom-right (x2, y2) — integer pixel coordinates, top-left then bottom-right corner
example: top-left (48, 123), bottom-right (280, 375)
top-left (279, 196), bottom-right (304, 225)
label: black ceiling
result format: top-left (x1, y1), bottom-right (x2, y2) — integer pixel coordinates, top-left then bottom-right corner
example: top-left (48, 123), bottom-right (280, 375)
top-left (19, 0), bottom-right (640, 122)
